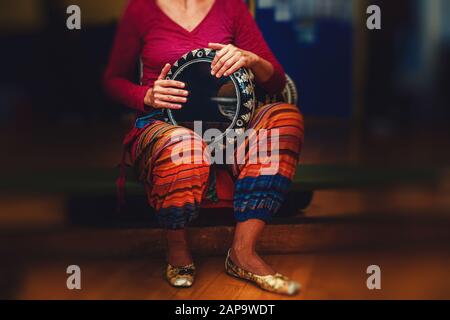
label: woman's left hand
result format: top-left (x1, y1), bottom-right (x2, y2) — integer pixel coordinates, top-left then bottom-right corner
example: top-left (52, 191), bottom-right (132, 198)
top-left (208, 43), bottom-right (260, 78)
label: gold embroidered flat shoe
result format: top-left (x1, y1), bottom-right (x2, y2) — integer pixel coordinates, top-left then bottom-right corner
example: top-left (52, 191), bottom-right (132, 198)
top-left (225, 249), bottom-right (300, 296)
top-left (166, 263), bottom-right (196, 288)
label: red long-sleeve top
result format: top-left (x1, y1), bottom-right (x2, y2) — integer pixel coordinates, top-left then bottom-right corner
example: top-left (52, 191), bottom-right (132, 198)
top-left (103, 0), bottom-right (286, 114)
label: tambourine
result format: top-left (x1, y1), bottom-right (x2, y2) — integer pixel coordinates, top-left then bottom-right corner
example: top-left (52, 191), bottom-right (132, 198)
top-left (165, 48), bottom-right (256, 147)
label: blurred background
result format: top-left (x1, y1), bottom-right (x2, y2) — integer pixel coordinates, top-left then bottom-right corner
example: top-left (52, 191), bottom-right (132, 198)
top-left (0, 0), bottom-right (449, 300)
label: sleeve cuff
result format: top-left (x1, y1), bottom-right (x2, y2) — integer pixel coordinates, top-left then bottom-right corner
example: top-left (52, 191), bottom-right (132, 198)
top-left (133, 85), bottom-right (151, 112)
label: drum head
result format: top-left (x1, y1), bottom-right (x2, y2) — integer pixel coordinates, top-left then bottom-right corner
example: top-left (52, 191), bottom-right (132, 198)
top-left (166, 48), bottom-right (255, 146)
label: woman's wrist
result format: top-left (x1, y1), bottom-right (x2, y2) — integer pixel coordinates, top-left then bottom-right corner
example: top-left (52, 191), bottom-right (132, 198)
top-left (247, 53), bottom-right (274, 84)
top-left (144, 87), bottom-right (154, 107)
top-left (246, 51), bottom-right (261, 70)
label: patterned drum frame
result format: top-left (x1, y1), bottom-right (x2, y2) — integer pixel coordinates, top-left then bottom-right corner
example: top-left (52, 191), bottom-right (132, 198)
top-left (165, 48), bottom-right (256, 146)
top-left (256, 74), bottom-right (298, 107)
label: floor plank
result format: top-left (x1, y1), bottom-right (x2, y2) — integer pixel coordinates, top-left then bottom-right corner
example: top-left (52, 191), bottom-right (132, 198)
top-left (12, 249), bottom-right (450, 300)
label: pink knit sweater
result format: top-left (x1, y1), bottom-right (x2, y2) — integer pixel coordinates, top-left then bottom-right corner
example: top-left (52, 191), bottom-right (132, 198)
top-left (103, 0), bottom-right (286, 113)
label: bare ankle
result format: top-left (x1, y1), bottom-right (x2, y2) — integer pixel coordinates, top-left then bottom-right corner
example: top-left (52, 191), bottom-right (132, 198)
top-left (167, 229), bottom-right (188, 242)
top-left (166, 229), bottom-right (193, 266)
top-left (229, 248), bottom-right (274, 276)
top-left (231, 246), bottom-right (258, 263)
top-left (232, 240), bottom-right (255, 252)
top-left (167, 248), bottom-right (193, 267)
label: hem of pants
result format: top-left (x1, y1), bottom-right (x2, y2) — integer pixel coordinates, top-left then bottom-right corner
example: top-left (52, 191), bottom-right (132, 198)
top-left (156, 205), bottom-right (199, 230)
top-left (234, 209), bottom-right (272, 223)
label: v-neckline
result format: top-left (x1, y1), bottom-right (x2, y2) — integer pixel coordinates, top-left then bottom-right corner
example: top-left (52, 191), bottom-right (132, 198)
top-left (154, 0), bottom-right (218, 35)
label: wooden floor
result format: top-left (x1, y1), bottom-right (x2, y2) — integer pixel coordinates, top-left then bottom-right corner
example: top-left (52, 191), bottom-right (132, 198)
top-left (10, 249), bottom-right (450, 300)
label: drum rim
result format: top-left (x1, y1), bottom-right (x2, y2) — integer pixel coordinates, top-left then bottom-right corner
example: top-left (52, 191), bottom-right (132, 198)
top-left (166, 58), bottom-right (242, 131)
top-left (165, 48), bottom-right (256, 147)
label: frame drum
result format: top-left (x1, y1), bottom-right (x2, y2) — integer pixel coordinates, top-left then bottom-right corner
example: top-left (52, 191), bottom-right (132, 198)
top-left (165, 48), bottom-right (299, 149)
top-left (165, 48), bottom-right (256, 147)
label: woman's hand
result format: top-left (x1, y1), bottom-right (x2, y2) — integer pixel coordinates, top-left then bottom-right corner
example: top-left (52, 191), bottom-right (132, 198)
top-left (144, 63), bottom-right (189, 109)
top-left (208, 43), bottom-right (260, 78)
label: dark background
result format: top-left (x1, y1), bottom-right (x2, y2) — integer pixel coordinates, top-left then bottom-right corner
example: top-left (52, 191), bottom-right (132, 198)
top-left (0, 0), bottom-right (449, 127)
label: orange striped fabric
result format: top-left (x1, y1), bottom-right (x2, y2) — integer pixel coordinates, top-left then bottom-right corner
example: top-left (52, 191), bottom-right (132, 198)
top-left (131, 103), bottom-right (304, 229)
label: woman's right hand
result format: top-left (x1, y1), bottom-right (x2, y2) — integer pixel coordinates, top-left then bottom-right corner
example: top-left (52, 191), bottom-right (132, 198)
top-left (144, 63), bottom-right (189, 109)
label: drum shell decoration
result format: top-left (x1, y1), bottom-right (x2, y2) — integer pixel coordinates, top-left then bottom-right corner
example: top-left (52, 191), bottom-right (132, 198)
top-left (255, 74), bottom-right (298, 107)
top-left (165, 48), bottom-right (256, 146)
